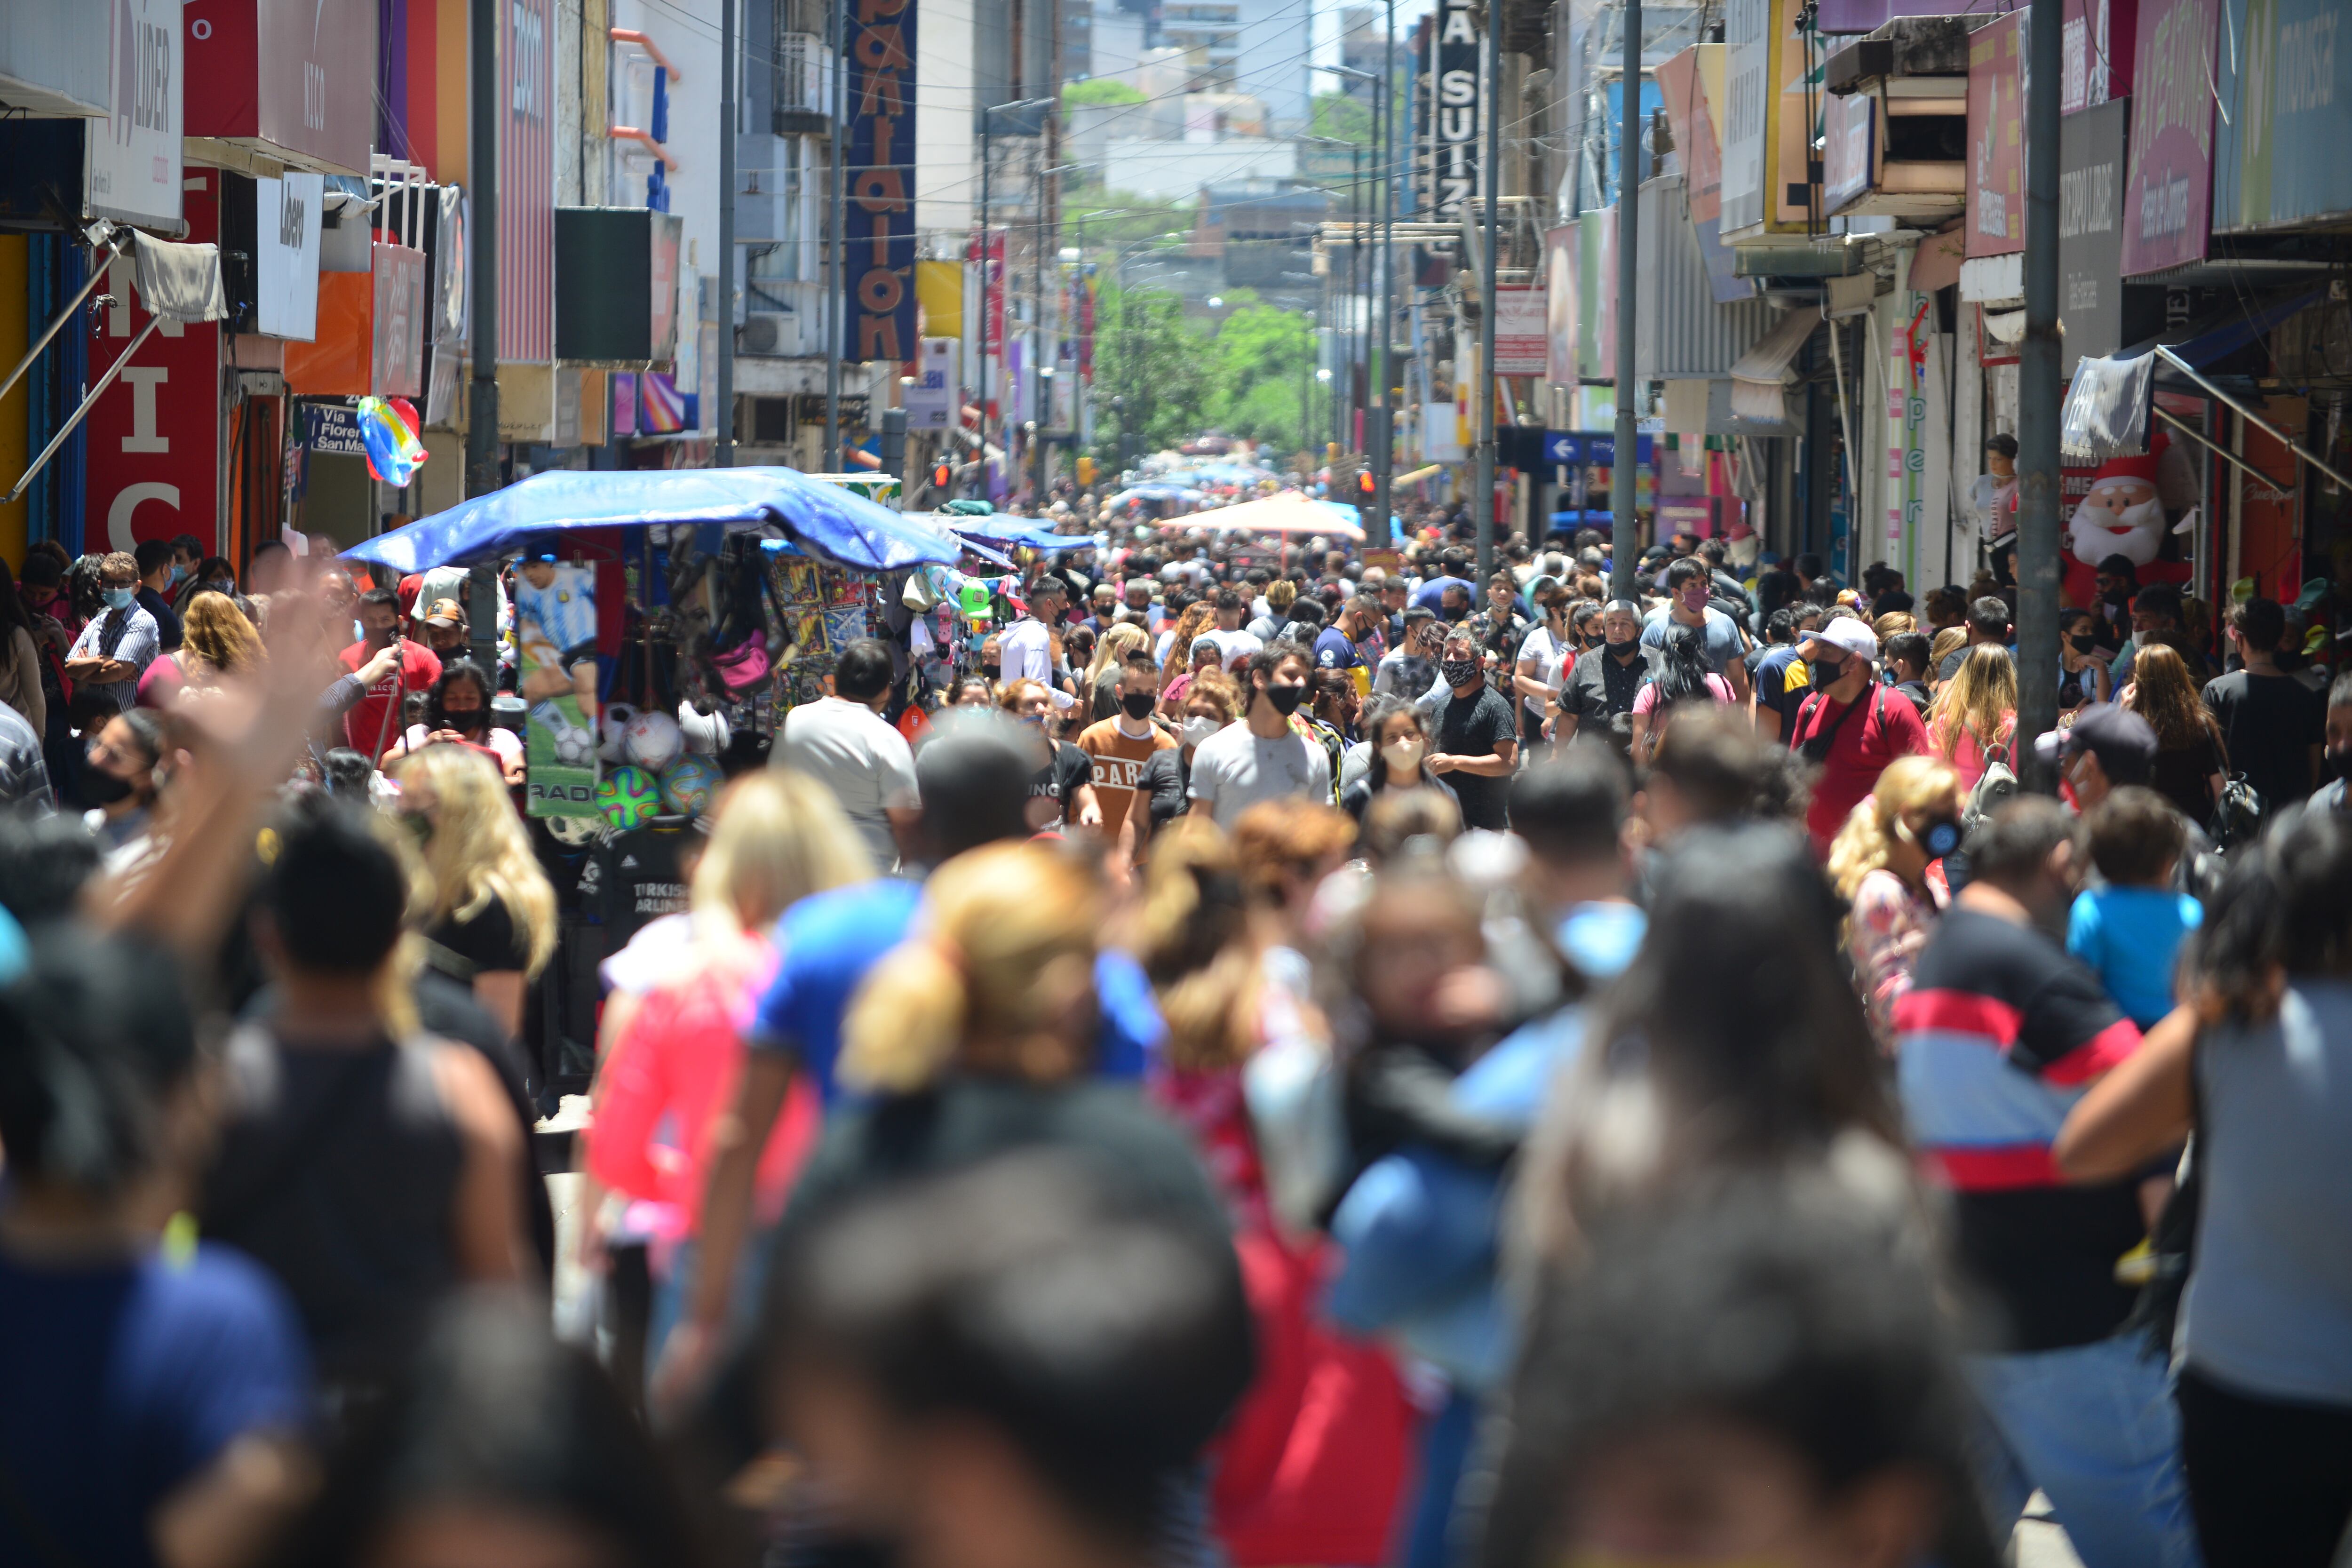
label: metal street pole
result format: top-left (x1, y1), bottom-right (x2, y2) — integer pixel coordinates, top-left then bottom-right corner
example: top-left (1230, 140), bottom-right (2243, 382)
top-left (1609, 0), bottom-right (1640, 600)
top-left (465, 0), bottom-right (501, 675)
top-left (717, 0), bottom-right (738, 466)
top-left (2016, 0), bottom-right (2063, 790)
top-left (1366, 3), bottom-right (1395, 548)
top-left (1473, 0), bottom-right (1502, 582)
top-left (824, 0), bottom-right (847, 471)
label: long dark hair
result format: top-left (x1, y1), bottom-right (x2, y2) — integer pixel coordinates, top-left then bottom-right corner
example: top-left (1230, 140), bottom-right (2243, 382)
top-left (1651, 621), bottom-right (1716, 709)
top-left (67, 555), bottom-right (107, 624)
top-left (0, 572), bottom-right (34, 676)
top-left (1362, 695), bottom-right (1430, 788)
top-left (426, 660), bottom-right (496, 732)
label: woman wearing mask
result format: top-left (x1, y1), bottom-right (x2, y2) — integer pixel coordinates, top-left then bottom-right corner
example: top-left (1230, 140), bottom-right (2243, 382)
top-left (1512, 582), bottom-right (1575, 759)
top-left (1826, 756), bottom-right (1964, 1049)
top-left (2123, 644), bottom-right (2227, 830)
top-left (584, 771), bottom-right (868, 1365)
top-left (999, 677), bottom-right (1101, 831)
top-left (189, 557), bottom-right (238, 599)
top-left (1122, 670), bottom-right (1241, 864)
top-left (1159, 600), bottom-right (1218, 714)
top-left (393, 743), bottom-right (557, 1039)
top-left (2059, 608), bottom-right (2114, 712)
top-left (1343, 697), bottom-right (1459, 824)
top-left (943, 674), bottom-right (997, 709)
top-left (0, 932), bottom-right (315, 1568)
top-left (382, 661), bottom-right (524, 786)
top-left (1087, 621), bottom-right (1152, 721)
top-left (80, 708), bottom-right (165, 852)
top-left (1629, 622), bottom-right (1734, 765)
top-left (1927, 642), bottom-right (2019, 792)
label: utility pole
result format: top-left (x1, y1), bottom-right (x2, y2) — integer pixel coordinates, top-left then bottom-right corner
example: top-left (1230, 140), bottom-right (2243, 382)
top-left (1473, 0), bottom-right (1502, 582)
top-left (717, 0), bottom-right (738, 466)
top-left (1365, 0), bottom-right (1395, 548)
top-left (1609, 0), bottom-right (1640, 600)
top-left (2016, 0), bottom-right (2062, 789)
top-left (824, 0), bottom-right (847, 471)
top-left (465, 0), bottom-right (501, 677)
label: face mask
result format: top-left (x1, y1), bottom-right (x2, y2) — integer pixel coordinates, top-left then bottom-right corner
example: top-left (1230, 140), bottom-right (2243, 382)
top-left (1899, 814), bottom-right (1964, 860)
top-left (103, 587), bottom-right (137, 610)
top-left (1809, 654), bottom-right (1844, 690)
top-left (1263, 683), bottom-right (1305, 717)
top-left (1440, 604), bottom-right (1467, 624)
top-left (169, 563), bottom-right (189, 586)
top-left (79, 768), bottom-right (133, 805)
top-left (443, 706), bottom-right (487, 732)
top-left (1182, 715), bottom-right (1221, 748)
top-left (2070, 634), bottom-right (2098, 653)
top-left (203, 579), bottom-right (234, 596)
top-left (981, 662), bottom-right (1001, 681)
top-left (1120, 691), bottom-right (1157, 720)
top-left (1381, 737), bottom-right (1424, 773)
top-left (1441, 656), bottom-right (1482, 689)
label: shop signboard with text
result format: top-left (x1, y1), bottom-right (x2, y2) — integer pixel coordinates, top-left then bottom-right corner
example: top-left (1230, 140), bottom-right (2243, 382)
top-left (2213, 0), bottom-right (2352, 233)
top-left (842, 0), bottom-right (917, 362)
top-left (88, 0), bottom-right (184, 231)
top-left (1966, 12), bottom-right (2025, 258)
top-left (2121, 0), bottom-right (2218, 274)
top-left (2060, 99), bottom-right (2129, 371)
top-left (183, 0), bottom-right (375, 175)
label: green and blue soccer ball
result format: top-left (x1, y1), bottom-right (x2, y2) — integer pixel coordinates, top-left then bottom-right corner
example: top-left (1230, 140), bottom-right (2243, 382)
top-left (596, 765), bottom-right (662, 829)
top-left (660, 755), bottom-right (723, 817)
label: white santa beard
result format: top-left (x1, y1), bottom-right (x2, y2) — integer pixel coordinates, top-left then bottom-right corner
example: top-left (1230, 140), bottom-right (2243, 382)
top-left (2069, 495), bottom-right (2166, 566)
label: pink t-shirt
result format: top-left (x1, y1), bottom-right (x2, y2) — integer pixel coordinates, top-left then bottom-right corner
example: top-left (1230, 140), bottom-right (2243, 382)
top-left (1632, 672), bottom-right (1734, 714)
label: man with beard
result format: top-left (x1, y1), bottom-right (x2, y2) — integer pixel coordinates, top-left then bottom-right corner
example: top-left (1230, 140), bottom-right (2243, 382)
top-left (1552, 599), bottom-right (1658, 758)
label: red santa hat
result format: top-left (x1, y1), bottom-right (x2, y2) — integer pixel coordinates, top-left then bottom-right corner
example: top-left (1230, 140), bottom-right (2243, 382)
top-left (2088, 431), bottom-right (2169, 488)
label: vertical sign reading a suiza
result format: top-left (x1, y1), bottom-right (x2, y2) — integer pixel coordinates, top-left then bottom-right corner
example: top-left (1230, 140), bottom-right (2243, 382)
top-left (843, 0), bottom-right (916, 363)
top-left (1431, 0), bottom-right (1479, 223)
top-left (2120, 0), bottom-right (2217, 276)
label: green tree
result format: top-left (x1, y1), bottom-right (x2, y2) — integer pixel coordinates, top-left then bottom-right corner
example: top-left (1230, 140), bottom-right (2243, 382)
top-left (1207, 299), bottom-right (1315, 450)
top-left (1063, 78), bottom-right (1146, 106)
top-left (1311, 91), bottom-right (1372, 144)
top-left (1093, 282), bottom-right (1214, 457)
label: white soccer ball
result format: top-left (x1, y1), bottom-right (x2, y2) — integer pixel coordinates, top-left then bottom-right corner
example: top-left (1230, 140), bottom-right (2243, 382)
top-left (545, 812), bottom-right (606, 846)
top-left (677, 701), bottom-right (731, 756)
top-left (598, 702), bottom-right (639, 763)
top-left (537, 701), bottom-right (599, 768)
top-left (622, 708), bottom-right (684, 772)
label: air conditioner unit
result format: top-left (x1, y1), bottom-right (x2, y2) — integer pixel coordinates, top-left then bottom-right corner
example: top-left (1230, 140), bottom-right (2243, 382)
top-left (741, 310), bottom-right (804, 356)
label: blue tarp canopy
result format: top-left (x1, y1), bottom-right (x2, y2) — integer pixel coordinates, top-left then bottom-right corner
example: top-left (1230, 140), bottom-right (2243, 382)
top-left (341, 467), bottom-right (963, 574)
top-left (948, 519), bottom-right (1095, 553)
top-left (1106, 483), bottom-right (1198, 505)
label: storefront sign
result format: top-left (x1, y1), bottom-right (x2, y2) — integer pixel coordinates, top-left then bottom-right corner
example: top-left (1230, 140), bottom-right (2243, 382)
top-left (1428, 0), bottom-right (1481, 223)
top-left (373, 243), bottom-right (426, 397)
top-left (2214, 0), bottom-right (2352, 232)
top-left (1543, 225), bottom-right (1579, 386)
top-left (842, 0), bottom-right (916, 362)
top-left (1967, 12), bottom-right (2026, 257)
top-left (907, 337), bottom-right (954, 429)
top-left (87, 0), bottom-right (183, 231)
top-left (2060, 99), bottom-right (2129, 371)
top-left (1, 0), bottom-right (112, 117)
top-left (1657, 46), bottom-right (1724, 222)
top-left (1720, 0), bottom-right (1771, 230)
top-left (183, 0), bottom-right (376, 176)
top-left (2062, 0), bottom-right (2130, 114)
top-left (303, 401), bottom-right (366, 454)
top-left (1823, 91), bottom-right (1875, 215)
top-left (254, 173), bottom-right (323, 339)
top-left (502, 0), bottom-right (555, 359)
top-left (1886, 296), bottom-right (1929, 546)
top-left (2121, 0), bottom-right (2218, 275)
top-left (1493, 287), bottom-right (1548, 377)
top-left (87, 172), bottom-right (219, 553)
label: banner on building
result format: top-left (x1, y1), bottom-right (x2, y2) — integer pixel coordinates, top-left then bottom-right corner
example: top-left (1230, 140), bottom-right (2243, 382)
top-left (255, 173), bottom-right (324, 339)
top-left (2120, 0), bottom-right (2217, 275)
top-left (2060, 98), bottom-right (2129, 371)
top-left (1966, 13), bottom-right (2026, 257)
top-left (1429, 0), bottom-right (1481, 225)
top-left (908, 337), bottom-right (954, 428)
top-left (86, 0), bottom-right (183, 231)
top-left (842, 0), bottom-right (916, 362)
top-left (86, 172), bottom-right (218, 552)
top-left (2214, 0), bottom-right (2352, 234)
top-left (501, 0), bottom-right (556, 358)
top-left (1543, 226), bottom-right (1579, 385)
top-left (1493, 287), bottom-right (1549, 376)
top-left (516, 561), bottom-right (601, 818)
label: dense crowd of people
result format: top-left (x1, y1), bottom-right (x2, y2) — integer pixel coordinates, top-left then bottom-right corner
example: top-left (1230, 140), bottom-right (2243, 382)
top-left (1, 499), bottom-right (2350, 1568)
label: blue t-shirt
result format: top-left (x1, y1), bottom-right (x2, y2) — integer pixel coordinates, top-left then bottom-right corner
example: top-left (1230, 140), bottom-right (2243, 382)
top-left (1409, 576), bottom-right (1477, 613)
top-left (749, 878), bottom-right (1162, 1101)
top-left (2067, 883), bottom-right (2203, 1027)
top-left (0, 1240), bottom-right (310, 1568)
top-left (1311, 625), bottom-right (1368, 679)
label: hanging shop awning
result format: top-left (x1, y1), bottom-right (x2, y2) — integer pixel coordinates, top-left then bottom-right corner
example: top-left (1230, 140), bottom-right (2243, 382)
top-left (2058, 351), bottom-right (2157, 462)
top-left (1727, 307), bottom-right (1823, 427)
top-left (2137, 287), bottom-right (2328, 376)
top-left (342, 467), bottom-right (964, 574)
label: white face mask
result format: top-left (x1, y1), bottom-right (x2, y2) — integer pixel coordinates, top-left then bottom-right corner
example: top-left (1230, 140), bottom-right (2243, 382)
top-left (1182, 715), bottom-right (1222, 748)
top-left (1381, 737), bottom-right (1425, 773)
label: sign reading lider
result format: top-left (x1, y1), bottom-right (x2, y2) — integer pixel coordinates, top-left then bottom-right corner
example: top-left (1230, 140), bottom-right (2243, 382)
top-left (842, 0), bottom-right (917, 363)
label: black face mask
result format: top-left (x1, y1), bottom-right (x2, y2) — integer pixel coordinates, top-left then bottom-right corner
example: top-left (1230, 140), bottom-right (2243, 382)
top-left (2069, 634), bottom-right (2099, 653)
top-left (1263, 683), bottom-right (1305, 717)
top-left (80, 769), bottom-right (134, 805)
top-left (1810, 655), bottom-right (1845, 691)
top-left (981, 661), bottom-right (1001, 681)
top-left (1120, 691), bottom-right (1157, 720)
top-left (442, 706), bottom-right (487, 732)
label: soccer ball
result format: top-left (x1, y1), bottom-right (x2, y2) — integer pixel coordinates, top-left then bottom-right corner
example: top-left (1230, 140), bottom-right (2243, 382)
top-left (598, 702), bottom-right (639, 763)
top-left (677, 701), bottom-right (731, 756)
top-left (545, 812), bottom-right (606, 846)
top-left (596, 765), bottom-right (662, 829)
top-left (534, 701), bottom-right (599, 768)
top-left (623, 708), bottom-right (684, 772)
top-left (660, 755), bottom-right (724, 817)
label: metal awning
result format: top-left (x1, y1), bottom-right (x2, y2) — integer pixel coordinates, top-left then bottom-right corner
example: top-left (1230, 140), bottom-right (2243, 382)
top-left (1727, 307), bottom-right (1823, 426)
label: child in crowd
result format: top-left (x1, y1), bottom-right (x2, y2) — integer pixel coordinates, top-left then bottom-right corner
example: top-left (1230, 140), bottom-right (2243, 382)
top-left (2066, 787), bottom-right (2203, 1027)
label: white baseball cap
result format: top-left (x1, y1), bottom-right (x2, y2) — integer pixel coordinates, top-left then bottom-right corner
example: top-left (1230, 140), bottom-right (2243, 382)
top-left (1799, 617), bottom-right (1880, 661)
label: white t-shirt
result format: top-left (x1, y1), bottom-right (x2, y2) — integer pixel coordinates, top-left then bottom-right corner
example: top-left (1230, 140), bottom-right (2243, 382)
top-left (779, 697), bottom-right (920, 869)
top-left (1196, 628), bottom-right (1264, 670)
top-left (999, 617), bottom-right (1075, 709)
top-left (1186, 720), bottom-right (1333, 827)
top-left (1515, 623), bottom-right (1567, 717)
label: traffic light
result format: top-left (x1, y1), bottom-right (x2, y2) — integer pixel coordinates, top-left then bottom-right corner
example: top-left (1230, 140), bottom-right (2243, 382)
top-left (932, 461), bottom-right (955, 497)
top-left (1356, 467), bottom-right (1376, 503)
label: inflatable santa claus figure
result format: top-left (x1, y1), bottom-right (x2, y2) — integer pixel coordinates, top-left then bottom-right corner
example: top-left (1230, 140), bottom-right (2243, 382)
top-left (2063, 432), bottom-right (2193, 607)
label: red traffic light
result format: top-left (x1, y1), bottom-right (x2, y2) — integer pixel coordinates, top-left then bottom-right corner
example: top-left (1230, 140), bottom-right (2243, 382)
top-left (933, 463), bottom-right (954, 490)
top-left (1356, 469), bottom-right (1375, 496)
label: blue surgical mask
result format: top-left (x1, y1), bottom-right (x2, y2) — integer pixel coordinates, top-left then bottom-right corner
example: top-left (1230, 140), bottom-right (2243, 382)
top-left (169, 563), bottom-right (189, 586)
top-left (103, 587), bottom-right (137, 610)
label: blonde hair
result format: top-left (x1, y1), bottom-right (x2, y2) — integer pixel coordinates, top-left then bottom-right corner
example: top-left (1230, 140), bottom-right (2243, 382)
top-left (1872, 611), bottom-right (1915, 644)
top-left (1186, 668), bottom-right (1243, 724)
top-left (392, 744), bottom-right (557, 978)
top-left (1162, 602), bottom-right (1216, 687)
top-left (995, 677), bottom-right (1052, 714)
top-left (1825, 755), bottom-right (1963, 900)
top-left (1929, 643), bottom-right (2018, 763)
top-left (1134, 818), bottom-right (1262, 1072)
top-left (180, 590), bottom-right (264, 678)
top-left (690, 768), bottom-right (872, 930)
top-left (1088, 621), bottom-right (1150, 685)
top-left (839, 843), bottom-right (1103, 1092)
top-left (1926, 627), bottom-right (1967, 682)
top-left (1265, 578), bottom-right (1298, 613)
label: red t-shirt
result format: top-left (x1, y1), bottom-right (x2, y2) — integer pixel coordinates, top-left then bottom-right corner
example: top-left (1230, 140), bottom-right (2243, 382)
top-left (1788, 683), bottom-right (1930, 854)
top-left (339, 638), bottom-right (444, 756)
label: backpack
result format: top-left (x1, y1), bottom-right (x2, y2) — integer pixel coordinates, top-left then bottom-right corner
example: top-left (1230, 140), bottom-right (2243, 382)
top-left (2212, 772), bottom-right (2265, 849)
top-left (1963, 736), bottom-right (2018, 834)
